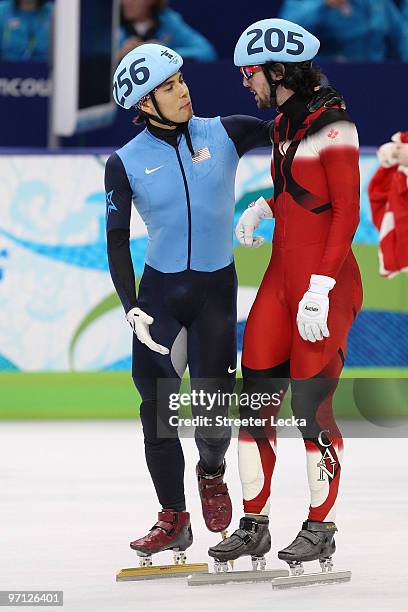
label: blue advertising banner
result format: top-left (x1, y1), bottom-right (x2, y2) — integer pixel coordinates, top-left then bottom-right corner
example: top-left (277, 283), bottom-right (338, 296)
top-left (0, 61), bottom-right (50, 147)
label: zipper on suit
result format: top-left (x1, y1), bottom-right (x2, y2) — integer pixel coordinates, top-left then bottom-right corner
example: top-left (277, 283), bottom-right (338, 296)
top-left (175, 144), bottom-right (192, 270)
top-left (280, 119), bottom-right (290, 241)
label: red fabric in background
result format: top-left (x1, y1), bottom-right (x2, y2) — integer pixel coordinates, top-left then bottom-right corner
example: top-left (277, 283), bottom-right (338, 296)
top-left (368, 165), bottom-right (408, 277)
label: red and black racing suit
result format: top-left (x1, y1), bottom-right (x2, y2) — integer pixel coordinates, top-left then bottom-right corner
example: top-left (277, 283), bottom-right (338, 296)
top-left (239, 94), bottom-right (363, 522)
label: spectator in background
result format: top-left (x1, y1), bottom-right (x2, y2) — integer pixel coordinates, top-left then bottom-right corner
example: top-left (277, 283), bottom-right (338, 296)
top-left (119, 0), bottom-right (217, 62)
top-left (278, 0), bottom-right (408, 61)
top-left (0, 0), bottom-right (52, 61)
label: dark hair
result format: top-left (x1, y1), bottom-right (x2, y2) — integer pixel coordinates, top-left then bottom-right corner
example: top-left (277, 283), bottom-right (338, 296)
top-left (133, 109), bottom-right (146, 125)
top-left (266, 61), bottom-right (322, 99)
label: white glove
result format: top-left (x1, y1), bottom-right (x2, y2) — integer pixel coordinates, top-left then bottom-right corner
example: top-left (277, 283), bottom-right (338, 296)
top-left (377, 142), bottom-right (398, 168)
top-left (126, 307), bottom-right (169, 355)
top-left (297, 275), bottom-right (336, 343)
top-left (235, 197), bottom-right (273, 248)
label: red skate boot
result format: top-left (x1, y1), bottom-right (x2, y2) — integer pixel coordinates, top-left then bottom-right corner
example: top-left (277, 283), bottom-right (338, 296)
top-left (117, 510), bottom-right (208, 580)
top-left (196, 461), bottom-right (232, 534)
top-left (130, 509), bottom-right (193, 566)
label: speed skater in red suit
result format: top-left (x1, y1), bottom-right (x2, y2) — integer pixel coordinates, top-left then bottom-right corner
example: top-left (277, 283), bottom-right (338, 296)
top-left (208, 18), bottom-right (363, 572)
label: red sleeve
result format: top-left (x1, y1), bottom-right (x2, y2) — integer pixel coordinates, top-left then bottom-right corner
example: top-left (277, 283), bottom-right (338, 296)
top-left (314, 121), bottom-right (360, 278)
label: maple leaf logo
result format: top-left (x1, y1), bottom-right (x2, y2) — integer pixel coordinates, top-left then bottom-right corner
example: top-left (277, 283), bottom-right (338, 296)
top-left (327, 128), bottom-right (339, 140)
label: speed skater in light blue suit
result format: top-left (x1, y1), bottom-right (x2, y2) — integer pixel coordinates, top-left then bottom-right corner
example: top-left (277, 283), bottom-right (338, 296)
top-left (105, 43), bottom-right (276, 559)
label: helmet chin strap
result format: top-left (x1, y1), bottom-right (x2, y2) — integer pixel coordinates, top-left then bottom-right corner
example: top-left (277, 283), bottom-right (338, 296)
top-left (139, 92), bottom-right (196, 156)
top-left (262, 66), bottom-right (284, 108)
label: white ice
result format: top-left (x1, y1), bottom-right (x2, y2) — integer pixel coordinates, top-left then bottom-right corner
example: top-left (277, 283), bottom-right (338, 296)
top-left (1, 421), bottom-right (407, 612)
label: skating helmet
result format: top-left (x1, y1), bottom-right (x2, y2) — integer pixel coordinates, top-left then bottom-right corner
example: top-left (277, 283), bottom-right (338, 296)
top-left (234, 18), bottom-right (320, 67)
top-left (113, 43), bottom-right (183, 110)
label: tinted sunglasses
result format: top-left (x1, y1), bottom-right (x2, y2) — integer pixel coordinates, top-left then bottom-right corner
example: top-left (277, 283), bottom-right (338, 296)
top-left (240, 65), bottom-right (263, 80)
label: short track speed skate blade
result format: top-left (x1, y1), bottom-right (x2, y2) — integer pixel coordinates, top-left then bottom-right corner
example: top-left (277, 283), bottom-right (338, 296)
top-left (272, 570), bottom-right (352, 589)
top-left (116, 563), bottom-right (208, 582)
top-left (187, 568), bottom-right (288, 586)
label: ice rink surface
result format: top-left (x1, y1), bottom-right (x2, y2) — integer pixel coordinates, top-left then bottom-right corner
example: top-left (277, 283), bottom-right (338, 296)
top-left (1, 421), bottom-right (407, 612)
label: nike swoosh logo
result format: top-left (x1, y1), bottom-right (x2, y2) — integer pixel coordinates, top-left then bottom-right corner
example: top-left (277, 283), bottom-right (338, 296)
top-left (145, 166), bottom-right (163, 175)
top-left (228, 366), bottom-right (237, 373)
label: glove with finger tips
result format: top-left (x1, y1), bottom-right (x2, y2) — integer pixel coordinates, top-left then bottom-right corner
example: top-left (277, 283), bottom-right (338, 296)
top-left (126, 307), bottom-right (169, 355)
top-left (235, 197), bottom-right (273, 248)
top-left (296, 275), bottom-right (336, 343)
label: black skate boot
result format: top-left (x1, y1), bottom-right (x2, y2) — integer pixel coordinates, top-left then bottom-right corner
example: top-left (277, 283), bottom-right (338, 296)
top-left (208, 516), bottom-right (271, 572)
top-left (278, 520), bottom-right (337, 575)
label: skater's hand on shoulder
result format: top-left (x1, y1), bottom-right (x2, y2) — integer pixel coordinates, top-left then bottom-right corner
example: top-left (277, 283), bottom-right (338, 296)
top-left (126, 307), bottom-right (169, 355)
top-left (297, 275), bottom-right (336, 343)
top-left (235, 197), bottom-right (273, 248)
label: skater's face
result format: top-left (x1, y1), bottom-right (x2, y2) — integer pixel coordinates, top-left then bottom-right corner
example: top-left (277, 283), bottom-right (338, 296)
top-left (140, 72), bottom-right (193, 125)
top-left (241, 66), bottom-right (288, 109)
top-left (242, 68), bottom-right (272, 108)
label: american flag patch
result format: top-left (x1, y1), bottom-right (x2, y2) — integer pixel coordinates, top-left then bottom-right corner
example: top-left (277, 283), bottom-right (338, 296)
top-left (192, 147), bottom-right (211, 164)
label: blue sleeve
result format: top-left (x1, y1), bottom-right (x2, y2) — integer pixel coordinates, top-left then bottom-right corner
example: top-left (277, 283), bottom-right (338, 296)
top-left (105, 153), bottom-right (137, 313)
top-left (158, 9), bottom-right (217, 62)
top-left (278, 0), bottom-right (324, 32)
top-left (221, 115), bottom-right (273, 157)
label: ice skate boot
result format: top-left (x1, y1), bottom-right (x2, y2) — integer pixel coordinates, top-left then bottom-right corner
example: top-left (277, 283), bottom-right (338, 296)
top-left (208, 516), bottom-right (270, 570)
top-left (196, 461), bottom-right (232, 535)
top-left (188, 516), bottom-right (288, 586)
top-left (272, 520), bottom-right (352, 589)
top-left (116, 510), bottom-right (208, 581)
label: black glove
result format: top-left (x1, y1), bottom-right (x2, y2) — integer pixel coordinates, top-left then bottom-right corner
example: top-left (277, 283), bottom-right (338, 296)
top-left (307, 86), bottom-right (346, 113)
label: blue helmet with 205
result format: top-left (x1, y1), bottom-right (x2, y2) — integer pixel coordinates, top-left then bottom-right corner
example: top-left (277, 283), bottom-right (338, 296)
top-left (113, 43), bottom-right (183, 110)
top-left (234, 18), bottom-right (320, 67)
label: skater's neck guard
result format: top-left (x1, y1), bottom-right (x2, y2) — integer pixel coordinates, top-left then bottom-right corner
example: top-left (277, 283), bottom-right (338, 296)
top-left (278, 93), bottom-right (309, 130)
top-left (278, 87), bottom-right (346, 128)
top-left (146, 120), bottom-right (195, 156)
